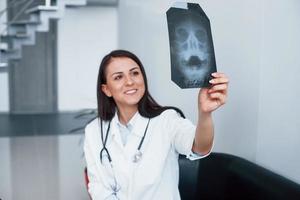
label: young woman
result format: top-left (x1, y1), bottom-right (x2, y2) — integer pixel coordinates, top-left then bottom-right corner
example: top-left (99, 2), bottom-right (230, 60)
top-left (84, 50), bottom-right (229, 200)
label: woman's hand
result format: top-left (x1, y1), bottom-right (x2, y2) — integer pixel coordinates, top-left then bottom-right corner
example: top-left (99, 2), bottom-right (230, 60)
top-left (193, 72), bottom-right (229, 154)
top-left (198, 72), bottom-right (229, 114)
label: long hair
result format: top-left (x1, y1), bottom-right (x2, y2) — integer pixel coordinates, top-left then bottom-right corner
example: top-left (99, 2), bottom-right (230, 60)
top-left (97, 49), bottom-right (184, 121)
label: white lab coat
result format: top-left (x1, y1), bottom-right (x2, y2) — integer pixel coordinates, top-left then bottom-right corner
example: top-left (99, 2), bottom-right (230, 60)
top-left (84, 109), bottom-right (210, 200)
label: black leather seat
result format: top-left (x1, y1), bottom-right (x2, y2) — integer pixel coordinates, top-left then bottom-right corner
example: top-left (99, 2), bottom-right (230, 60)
top-left (178, 152), bottom-right (300, 200)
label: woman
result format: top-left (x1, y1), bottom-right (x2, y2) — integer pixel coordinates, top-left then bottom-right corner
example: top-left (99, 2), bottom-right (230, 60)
top-left (84, 50), bottom-right (229, 200)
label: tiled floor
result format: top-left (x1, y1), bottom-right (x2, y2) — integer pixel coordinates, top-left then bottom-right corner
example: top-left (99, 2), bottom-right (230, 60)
top-left (0, 112), bottom-right (95, 200)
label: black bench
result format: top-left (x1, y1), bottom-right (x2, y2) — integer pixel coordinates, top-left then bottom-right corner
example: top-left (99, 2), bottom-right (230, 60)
top-left (179, 152), bottom-right (300, 200)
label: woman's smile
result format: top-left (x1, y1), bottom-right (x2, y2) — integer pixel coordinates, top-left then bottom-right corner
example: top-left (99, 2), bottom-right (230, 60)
top-left (124, 89), bottom-right (138, 95)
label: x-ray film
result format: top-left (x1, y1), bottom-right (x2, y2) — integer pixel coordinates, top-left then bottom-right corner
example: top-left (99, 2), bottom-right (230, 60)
top-left (167, 2), bottom-right (217, 88)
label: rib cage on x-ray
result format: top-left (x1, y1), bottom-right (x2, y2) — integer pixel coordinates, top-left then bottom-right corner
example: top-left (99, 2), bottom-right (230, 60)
top-left (167, 3), bottom-right (217, 88)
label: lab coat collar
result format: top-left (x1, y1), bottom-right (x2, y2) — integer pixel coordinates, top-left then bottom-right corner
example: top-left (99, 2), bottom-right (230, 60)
top-left (110, 111), bottom-right (149, 139)
top-left (115, 111), bottom-right (139, 132)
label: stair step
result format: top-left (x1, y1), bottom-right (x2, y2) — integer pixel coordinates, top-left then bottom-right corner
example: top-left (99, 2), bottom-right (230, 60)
top-left (26, 5), bottom-right (59, 14)
top-left (14, 33), bottom-right (30, 38)
top-left (0, 48), bottom-right (21, 61)
top-left (65, 0), bottom-right (87, 6)
top-left (86, 0), bottom-right (117, 7)
top-left (0, 67), bottom-right (8, 73)
top-left (0, 35), bottom-right (9, 43)
top-left (1, 33), bottom-right (29, 41)
top-left (7, 20), bottom-right (41, 25)
top-left (0, 63), bottom-right (8, 72)
top-left (0, 63), bottom-right (8, 67)
top-left (0, 42), bottom-right (8, 50)
top-left (0, 48), bottom-right (18, 53)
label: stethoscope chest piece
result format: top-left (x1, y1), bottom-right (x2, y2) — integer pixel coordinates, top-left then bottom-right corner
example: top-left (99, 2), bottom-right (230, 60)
top-left (133, 150), bottom-right (143, 163)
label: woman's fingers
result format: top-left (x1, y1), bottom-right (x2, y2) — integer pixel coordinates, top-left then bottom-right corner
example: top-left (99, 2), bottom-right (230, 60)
top-left (209, 72), bottom-right (229, 84)
top-left (209, 77), bottom-right (229, 84)
top-left (211, 72), bottom-right (227, 78)
top-left (208, 72), bottom-right (229, 97)
top-left (208, 84), bottom-right (227, 93)
top-left (199, 72), bottom-right (229, 112)
top-left (209, 92), bottom-right (227, 105)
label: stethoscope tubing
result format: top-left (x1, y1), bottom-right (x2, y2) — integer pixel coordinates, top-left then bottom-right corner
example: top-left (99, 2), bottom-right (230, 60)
top-left (98, 117), bottom-right (150, 197)
top-left (99, 117), bottom-right (150, 164)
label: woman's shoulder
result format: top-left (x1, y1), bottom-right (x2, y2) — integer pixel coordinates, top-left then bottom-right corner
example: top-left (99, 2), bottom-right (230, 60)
top-left (85, 117), bottom-right (98, 130)
top-left (157, 108), bottom-right (183, 120)
top-left (85, 117), bottom-right (109, 134)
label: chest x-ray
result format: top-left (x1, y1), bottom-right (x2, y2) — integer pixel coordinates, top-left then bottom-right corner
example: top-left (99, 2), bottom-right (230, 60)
top-left (167, 2), bottom-right (217, 88)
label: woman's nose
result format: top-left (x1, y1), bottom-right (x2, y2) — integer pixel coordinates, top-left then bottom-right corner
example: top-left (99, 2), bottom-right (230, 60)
top-left (125, 75), bottom-right (134, 85)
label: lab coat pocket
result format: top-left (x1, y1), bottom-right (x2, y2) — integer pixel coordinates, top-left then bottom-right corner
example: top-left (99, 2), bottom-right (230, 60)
top-left (135, 156), bottom-right (164, 187)
top-left (134, 142), bottom-right (170, 188)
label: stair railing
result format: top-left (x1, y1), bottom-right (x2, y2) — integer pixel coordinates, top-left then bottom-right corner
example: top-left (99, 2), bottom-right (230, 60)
top-left (1, 0), bottom-right (28, 34)
top-left (0, 0), bottom-right (54, 35)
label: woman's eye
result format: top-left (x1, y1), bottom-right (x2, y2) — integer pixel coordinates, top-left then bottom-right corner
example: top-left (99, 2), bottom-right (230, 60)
top-left (114, 75), bottom-right (122, 80)
top-left (132, 71), bottom-right (140, 76)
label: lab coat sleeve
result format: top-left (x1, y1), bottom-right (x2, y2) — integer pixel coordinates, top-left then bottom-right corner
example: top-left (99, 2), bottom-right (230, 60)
top-left (164, 110), bottom-right (212, 160)
top-left (84, 123), bottom-right (111, 199)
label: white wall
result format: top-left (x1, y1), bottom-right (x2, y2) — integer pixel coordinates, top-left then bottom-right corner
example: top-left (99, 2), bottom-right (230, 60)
top-left (118, 0), bottom-right (260, 160)
top-left (256, 0), bottom-right (300, 183)
top-left (0, 0), bottom-right (9, 112)
top-left (118, 0), bottom-right (300, 184)
top-left (58, 6), bottom-right (118, 111)
top-left (0, 73), bottom-right (9, 112)
top-left (0, 0), bottom-right (7, 35)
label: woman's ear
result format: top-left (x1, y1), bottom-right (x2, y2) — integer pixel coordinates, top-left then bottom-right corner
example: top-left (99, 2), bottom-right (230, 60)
top-left (101, 84), bottom-right (112, 97)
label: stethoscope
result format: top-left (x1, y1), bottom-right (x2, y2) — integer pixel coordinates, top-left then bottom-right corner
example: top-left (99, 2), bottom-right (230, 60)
top-left (98, 118), bottom-right (150, 198)
top-left (99, 118), bottom-right (150, 163)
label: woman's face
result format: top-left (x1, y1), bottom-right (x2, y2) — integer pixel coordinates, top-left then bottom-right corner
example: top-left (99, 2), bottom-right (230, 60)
top-left (101, 57), bottom-right (145, 110)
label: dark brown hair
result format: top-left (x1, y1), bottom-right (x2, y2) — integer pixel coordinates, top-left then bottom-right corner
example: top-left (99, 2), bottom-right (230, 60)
top-left (97, 49), bottom-right (184, 121)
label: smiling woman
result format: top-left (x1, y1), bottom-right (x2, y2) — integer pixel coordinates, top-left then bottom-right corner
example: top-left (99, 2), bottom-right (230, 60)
top-left (84, 49), bottom-right (229, 200)
top-left (101, 57), bottom-right (146, 123)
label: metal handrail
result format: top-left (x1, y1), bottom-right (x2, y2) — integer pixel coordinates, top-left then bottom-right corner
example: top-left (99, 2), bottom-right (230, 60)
top-left (0, 0), bottom-right (28, 18)
top-left (1, 0), bottom-right (34, 35)
top-left (0, 0), bottom-right (55, 35)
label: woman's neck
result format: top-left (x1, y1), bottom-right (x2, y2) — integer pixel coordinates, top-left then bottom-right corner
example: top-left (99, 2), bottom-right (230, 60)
top-left (117, 105), bottom-right (138, 125)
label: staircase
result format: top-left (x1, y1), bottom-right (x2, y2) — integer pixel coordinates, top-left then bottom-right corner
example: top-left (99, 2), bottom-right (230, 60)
top-left (0, 0), bottom-right (87, 72)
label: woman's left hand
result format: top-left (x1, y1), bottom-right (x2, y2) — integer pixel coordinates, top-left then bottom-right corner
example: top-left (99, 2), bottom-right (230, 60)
top-left (198, 72), bottom-right (229, 114)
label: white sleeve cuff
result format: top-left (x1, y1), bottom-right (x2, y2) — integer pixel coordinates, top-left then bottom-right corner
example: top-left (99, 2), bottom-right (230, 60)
top-left (186, 142), bottom-right (214, 161)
